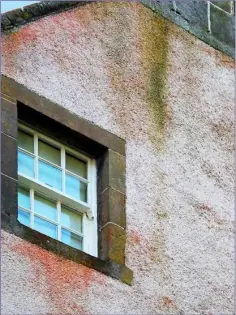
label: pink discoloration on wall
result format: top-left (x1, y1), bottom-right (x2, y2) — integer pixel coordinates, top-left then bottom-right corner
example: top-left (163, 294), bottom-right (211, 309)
top-left (128, 229), bottom-right (142, 245)
top-left (1, 2), bottom-right (234, 314)
top-left (202, 46), bottom-right (234, 69)
top-left (10, 240), bottom-right (104, 314)
top-left (2, 27), bottom-right (38, 74)
top-left (199, 203), bottom-right (213, 212)
top-left (161, 296), bottom-right (177, 310)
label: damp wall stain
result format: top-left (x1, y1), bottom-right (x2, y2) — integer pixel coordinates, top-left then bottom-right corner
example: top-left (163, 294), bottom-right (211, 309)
top-left (139, 11), bottom-right (170, 147)
top-left (9, 240), bottom-right (104, 314)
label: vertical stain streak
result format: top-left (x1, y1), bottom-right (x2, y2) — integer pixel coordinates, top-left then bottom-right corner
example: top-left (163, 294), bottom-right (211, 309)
top-left (139, 11), bottom-right (170, 147)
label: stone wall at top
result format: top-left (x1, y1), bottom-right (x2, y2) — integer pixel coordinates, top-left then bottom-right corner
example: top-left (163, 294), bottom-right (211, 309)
top-left (142, 0), bottom-right (235, 58)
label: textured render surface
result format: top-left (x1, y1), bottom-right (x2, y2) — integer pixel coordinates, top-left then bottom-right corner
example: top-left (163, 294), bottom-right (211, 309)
top-left (1, 2), bottom-right (234, 314)
top-left (2, 1), bottom-right (235, 57)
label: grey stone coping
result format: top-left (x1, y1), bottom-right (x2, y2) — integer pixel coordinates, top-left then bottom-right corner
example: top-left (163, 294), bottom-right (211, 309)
top-left (1, 1), bottom-right (89, 31)
top-left (1, 1), bottom-right (235, 58)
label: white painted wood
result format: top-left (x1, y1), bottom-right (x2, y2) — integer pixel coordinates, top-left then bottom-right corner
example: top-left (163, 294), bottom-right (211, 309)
top-left (57, 201), bottom-right (61, 240)
top-left (30, 188), bottom-right (34, 229)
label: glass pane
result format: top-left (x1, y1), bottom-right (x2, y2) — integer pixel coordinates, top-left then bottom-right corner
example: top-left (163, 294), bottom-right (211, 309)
top-left (18, 130), bottom-right (34, 153)
top-left (38, 161), bottom-right (62, 191)
top-left (66, 153), bottom-right (87, 178)
top-left (61, 229), bottom-right (82, 250)
top-left (34, 216), bottom-right (57, 239)
top-left (39, 140), bottom-right (61, 166)
top-left (61, 206), bottom-right (82, 233)
top-left (18, 187), bottom-right (30, 210)
top-left (34, 194), bottom-right (57, 221)
top-left (18, 209), bottom-right (30, 227)
top-left (65, 174), bottom-right (87, 202)
top-left (18, 151), bottom-right (35, 178)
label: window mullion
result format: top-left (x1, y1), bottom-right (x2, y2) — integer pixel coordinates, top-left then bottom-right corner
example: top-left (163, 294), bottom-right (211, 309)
top-left (83, 158), bottom-right (97, 257)
top-left (82, 213), bottom-right (86, 252)
top-left (87, 159), bottom-right (91, 206)
top-left (57, 201), bottom-right (61, 241)
top-left (61, 147), bottom-right (66, 194)
top-left (30, 189), bottom-right (34, 229)
top-left (34, 134), bottom-right (39, 180)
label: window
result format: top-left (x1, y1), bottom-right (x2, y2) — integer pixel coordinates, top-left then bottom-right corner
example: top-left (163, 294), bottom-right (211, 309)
top-left (17, 123), bottom-right (97, 256)
top-left (1, 75), bottom-right (133, 285)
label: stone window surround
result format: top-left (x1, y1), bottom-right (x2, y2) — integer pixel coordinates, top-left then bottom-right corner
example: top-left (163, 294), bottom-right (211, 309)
top-left (1, 75), bottom-right (133, 285)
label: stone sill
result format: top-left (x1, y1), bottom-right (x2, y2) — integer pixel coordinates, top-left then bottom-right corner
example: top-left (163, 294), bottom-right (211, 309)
top-left (1, 212), bottom-right (133, 286)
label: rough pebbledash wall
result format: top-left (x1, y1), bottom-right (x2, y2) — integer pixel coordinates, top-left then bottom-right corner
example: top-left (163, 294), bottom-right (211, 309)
top-left (1, 2), bottom-right (234, 314)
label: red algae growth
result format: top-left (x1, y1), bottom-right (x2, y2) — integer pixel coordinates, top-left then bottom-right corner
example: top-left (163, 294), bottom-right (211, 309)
top-left (10, 240), bottom-right (104, 314)
top-left (2, 27), bottom-right (39, 74)
top-left (161, 296), bottom-right (177, 310)
top-left (128, 229), bottom-right (142, 245)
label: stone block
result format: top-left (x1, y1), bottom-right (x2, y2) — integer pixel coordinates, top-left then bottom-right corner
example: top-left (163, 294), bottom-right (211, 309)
top-left (99, 187), bottom-right (126, 229)
top-left (1, 97), bottom-right (17, 138)
top-left (1, 132), bottom-right (17, 179)
top-left (99, 224), bottom-right (126, 265)
top-left (1, 174), bottom-right (17, 216)
top-left (98, 149), bottom-right (126, 195)
top-left (120, 265), bottom-right (134, 286)
top-left (175, 1), bottom-right (208, 30)
top-left (211, 1), bottom-right (233, 14)
top-left (210, 2), bottom-right (235, 46)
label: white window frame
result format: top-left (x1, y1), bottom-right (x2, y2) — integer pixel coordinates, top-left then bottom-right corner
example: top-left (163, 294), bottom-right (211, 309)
top-left (17, 122), bottom-right (98, 257)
